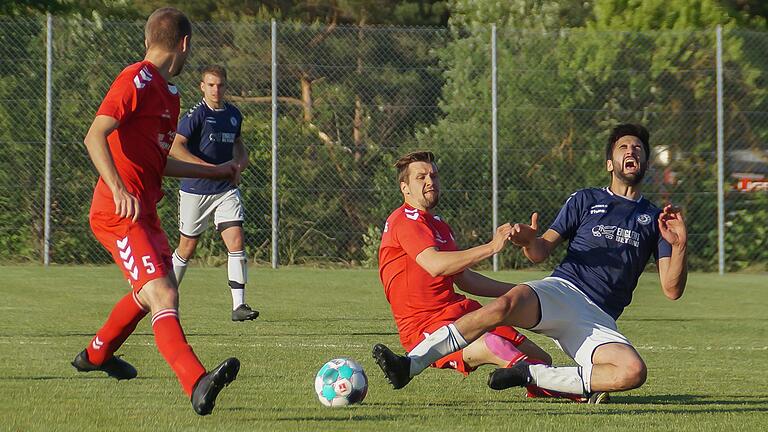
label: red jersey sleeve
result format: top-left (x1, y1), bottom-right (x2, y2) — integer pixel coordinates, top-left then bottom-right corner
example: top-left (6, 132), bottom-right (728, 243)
top-left (392, 215), bottom-right (439, 259)
top-left (96, 66), bottom-right (144, 123)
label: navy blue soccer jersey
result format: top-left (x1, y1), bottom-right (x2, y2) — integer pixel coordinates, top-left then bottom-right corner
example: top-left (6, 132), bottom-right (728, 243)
top-left (177, 100), bottom-right (243, 194)
top-left (548, 187), bottom-right (672, 319)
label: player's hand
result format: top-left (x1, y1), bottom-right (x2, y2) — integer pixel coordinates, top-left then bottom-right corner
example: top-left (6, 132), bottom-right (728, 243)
top-left (510, 212), bottom-right (539, 247)
top-left (113, 188), bottom-right (140, 223)
top-left (489, 223), bottom-right (514, 254)
top-left (214, 161), bottom-right (240, 185)
top-left (658, 204), bottom-right (687, 248)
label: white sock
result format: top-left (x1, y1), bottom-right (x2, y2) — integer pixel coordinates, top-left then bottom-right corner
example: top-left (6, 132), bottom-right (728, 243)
top-left (172, 250), bottom-right (188, 286)
top-left (529, 364), bottom-right (589, 395)
top-left (228, 251), bottom-right (247, 309)
top-left (407, 324), bottom-right (468, 377)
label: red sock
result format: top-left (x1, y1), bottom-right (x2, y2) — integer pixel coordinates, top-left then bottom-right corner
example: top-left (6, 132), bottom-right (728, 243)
top-left (86, 291), bottom-right (148, 365)
top-left (151, 309), bottom-right (206, 396)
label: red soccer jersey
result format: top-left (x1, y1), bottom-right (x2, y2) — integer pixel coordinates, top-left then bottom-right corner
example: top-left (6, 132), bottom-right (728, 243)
top-left (378, 204), bottom-right (467, 346)
top-left (90, 61), bottom-right (180, 216)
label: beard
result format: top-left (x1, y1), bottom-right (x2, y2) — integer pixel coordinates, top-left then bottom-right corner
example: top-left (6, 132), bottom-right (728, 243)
top-left (614, 161), bottom-right (647, 186)
top-left (423, 190), bottom-right (439, 210)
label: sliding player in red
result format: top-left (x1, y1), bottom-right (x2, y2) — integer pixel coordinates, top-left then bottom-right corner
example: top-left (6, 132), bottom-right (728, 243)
top-left (71, 7), bottom-right (240, 416)
top-left (377, 151), bottom-right (588, 402)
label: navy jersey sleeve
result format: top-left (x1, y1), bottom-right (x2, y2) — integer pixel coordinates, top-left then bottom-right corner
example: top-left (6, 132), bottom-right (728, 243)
top-left (655, 229), bottom-right (673, 261)
top-left (177, 104), bottom-right (203, 140)
top-left (549, 190), bottom-right (584, 240)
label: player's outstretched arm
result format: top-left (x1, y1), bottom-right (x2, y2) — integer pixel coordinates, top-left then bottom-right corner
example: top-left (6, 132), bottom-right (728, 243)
top-left (657, 205), bottom-right (688, 300)
top-left (454, 269), bottom-right (515, 297)
top-left (84, 115), bottom-right (140, 222)
top-left (169, 133), bottom-right (211, 165)
top-left (416, 223), bottom-right (513, 277)
top-left (164, 158), bottom-right (239, 183)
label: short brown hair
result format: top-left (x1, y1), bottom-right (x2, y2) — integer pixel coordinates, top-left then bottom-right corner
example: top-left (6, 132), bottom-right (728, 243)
top-left (145, 7), bottom-right (192, 51)
top-left (201, 65), bottom-right (227, 82)
top-left (395, 151), bottom-right (436, 184)
top-left (607, 123), bottom-right (650, 162)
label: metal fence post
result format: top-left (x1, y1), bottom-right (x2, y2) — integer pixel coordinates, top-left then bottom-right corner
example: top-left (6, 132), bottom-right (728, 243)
top-left (491, 24), bottom-right (499, 272)
top-left (44, 13), bottom-right (53, 266)
top-left (716, 25), bottom-right (725, 275)
top-left (271, 19), bottom-right (279, 269)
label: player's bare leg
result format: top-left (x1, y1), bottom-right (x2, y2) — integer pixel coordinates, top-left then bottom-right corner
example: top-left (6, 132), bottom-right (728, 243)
top-left (220, 223), bottom-right (258, 321)
top-left (172, 233), bottom-right (198, 286)
top-left (138, 275), bottom-right (239, 415)
top-left (589, 343), bottom-right (646, 391)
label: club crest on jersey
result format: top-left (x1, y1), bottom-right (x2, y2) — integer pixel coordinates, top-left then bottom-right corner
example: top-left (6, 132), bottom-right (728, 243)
top-left (404, 208), bottom-right (419, 220)
top-left (636, 213), bottom-right (652, 225)
top-left (230, 116), bottom-right (238, 126)
top-left (167, 84), bottom-right (178, 95)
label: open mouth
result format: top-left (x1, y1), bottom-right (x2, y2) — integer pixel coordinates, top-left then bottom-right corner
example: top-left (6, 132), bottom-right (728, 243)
top-left (623, 157), bottom-right (639, 173)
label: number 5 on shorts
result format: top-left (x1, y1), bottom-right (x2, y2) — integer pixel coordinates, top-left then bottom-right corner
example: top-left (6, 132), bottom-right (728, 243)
top-left (142, 255), bottom-right (156, 274)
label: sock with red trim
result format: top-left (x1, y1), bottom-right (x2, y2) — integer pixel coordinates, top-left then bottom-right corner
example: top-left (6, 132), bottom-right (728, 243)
top-left (86, 291), bottom-right (148, 365)
top-left (151, 309), bottom-right (206, 396)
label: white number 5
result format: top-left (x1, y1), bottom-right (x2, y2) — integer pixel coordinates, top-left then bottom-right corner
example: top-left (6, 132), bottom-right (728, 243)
top-left (142, 255), bottom-right (156, 274)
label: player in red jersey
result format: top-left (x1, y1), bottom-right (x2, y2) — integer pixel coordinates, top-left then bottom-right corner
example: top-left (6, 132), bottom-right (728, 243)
top-left (71, 8), bottom-right (240, 416)
top-left (376, 151), bottom-right (584, 401)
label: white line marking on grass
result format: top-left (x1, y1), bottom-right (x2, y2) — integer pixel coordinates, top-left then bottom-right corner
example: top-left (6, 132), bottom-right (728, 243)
top-left (0, 338), bottom-right (766, 351)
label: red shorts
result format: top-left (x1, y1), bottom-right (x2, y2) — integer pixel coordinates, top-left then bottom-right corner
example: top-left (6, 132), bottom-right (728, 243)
top-left (402, 299), bottom-right (527, 375)
top-left (90, 211), bottom-right (171, 291)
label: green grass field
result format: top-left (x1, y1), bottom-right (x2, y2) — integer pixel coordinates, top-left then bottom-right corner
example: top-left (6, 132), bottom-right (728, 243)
top-left (1, 266), bottom-right (766, 431)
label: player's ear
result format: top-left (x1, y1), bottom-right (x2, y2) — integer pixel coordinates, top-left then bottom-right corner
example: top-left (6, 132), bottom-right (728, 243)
top-left (181, 35), bottom-right (190, 53)
top-left (606, 159), bottom-right (613, 173)
top-left (400, 182), bottom-right (409, 196)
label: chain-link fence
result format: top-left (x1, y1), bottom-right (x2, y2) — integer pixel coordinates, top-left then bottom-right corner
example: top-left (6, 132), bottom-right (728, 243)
top-left (1, 17), bottom-right (766, 271)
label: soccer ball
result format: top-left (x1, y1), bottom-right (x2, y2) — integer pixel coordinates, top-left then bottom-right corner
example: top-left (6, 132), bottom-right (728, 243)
top-left (314, 358), bottom-right (368, 407)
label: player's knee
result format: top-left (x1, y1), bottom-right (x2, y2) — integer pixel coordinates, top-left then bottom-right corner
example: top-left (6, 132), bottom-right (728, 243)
top-left (485, 295), bottom-right (517, 327)
top-left (177, 237), bottom-right (198, 259)
top-left (619, 359), bottom-right (647, 390)
top-left (140, 279), bottom-right (179, 311)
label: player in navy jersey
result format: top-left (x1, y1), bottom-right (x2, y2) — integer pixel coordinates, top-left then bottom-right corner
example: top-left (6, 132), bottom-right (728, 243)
top-left (373, 124), bottom-right (688, 403)
top-left (168, 65), bottom-right (258, 322)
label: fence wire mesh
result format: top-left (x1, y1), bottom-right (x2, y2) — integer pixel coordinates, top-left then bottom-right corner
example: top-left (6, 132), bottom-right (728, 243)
top-left (0, 17), bottom-right (765, 271)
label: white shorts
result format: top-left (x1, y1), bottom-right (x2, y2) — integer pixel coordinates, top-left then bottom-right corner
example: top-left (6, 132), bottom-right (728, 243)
top-left (178, 189), bottom-right (244, 237)
top-left (525, 277), bottom-right (632, 391)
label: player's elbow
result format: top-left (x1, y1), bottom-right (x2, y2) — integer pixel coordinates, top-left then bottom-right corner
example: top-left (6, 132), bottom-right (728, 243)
top-left (662, 284), bottom-right (684, 300)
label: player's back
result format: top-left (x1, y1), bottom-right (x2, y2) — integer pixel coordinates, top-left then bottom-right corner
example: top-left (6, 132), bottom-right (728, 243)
top-left (91, 61), bottom-right (181, 216)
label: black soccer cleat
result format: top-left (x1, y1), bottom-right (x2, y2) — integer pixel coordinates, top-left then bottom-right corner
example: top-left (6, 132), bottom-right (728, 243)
top-left (587, 391), bottom-right (610, 404)
top-left (191, 357), bottom-right (240, 416)
top-left (372, 343), bottom-right (412, 390)
top-left (487, 361), bottom-right (533, 390)
top-left (71, 349), bottom-right (137, 381)
top-left (231, 304), bottom-right (259, 322)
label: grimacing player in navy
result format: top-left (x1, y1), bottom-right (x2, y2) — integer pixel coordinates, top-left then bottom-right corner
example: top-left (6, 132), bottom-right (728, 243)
top-left (372, 124), bottom-right (688, 402)
top-left (168, 65), bottom-right (258, 322)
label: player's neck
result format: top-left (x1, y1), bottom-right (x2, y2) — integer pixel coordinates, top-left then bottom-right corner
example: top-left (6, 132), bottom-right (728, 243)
top-left (608, 180), bottom-right (641, 201)
top-left (143, 50), bottom-right (180, 82)
top-left (404, 199), bottom-right (427, 213)
top-left (203, 97), bottom-right (223, 110)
